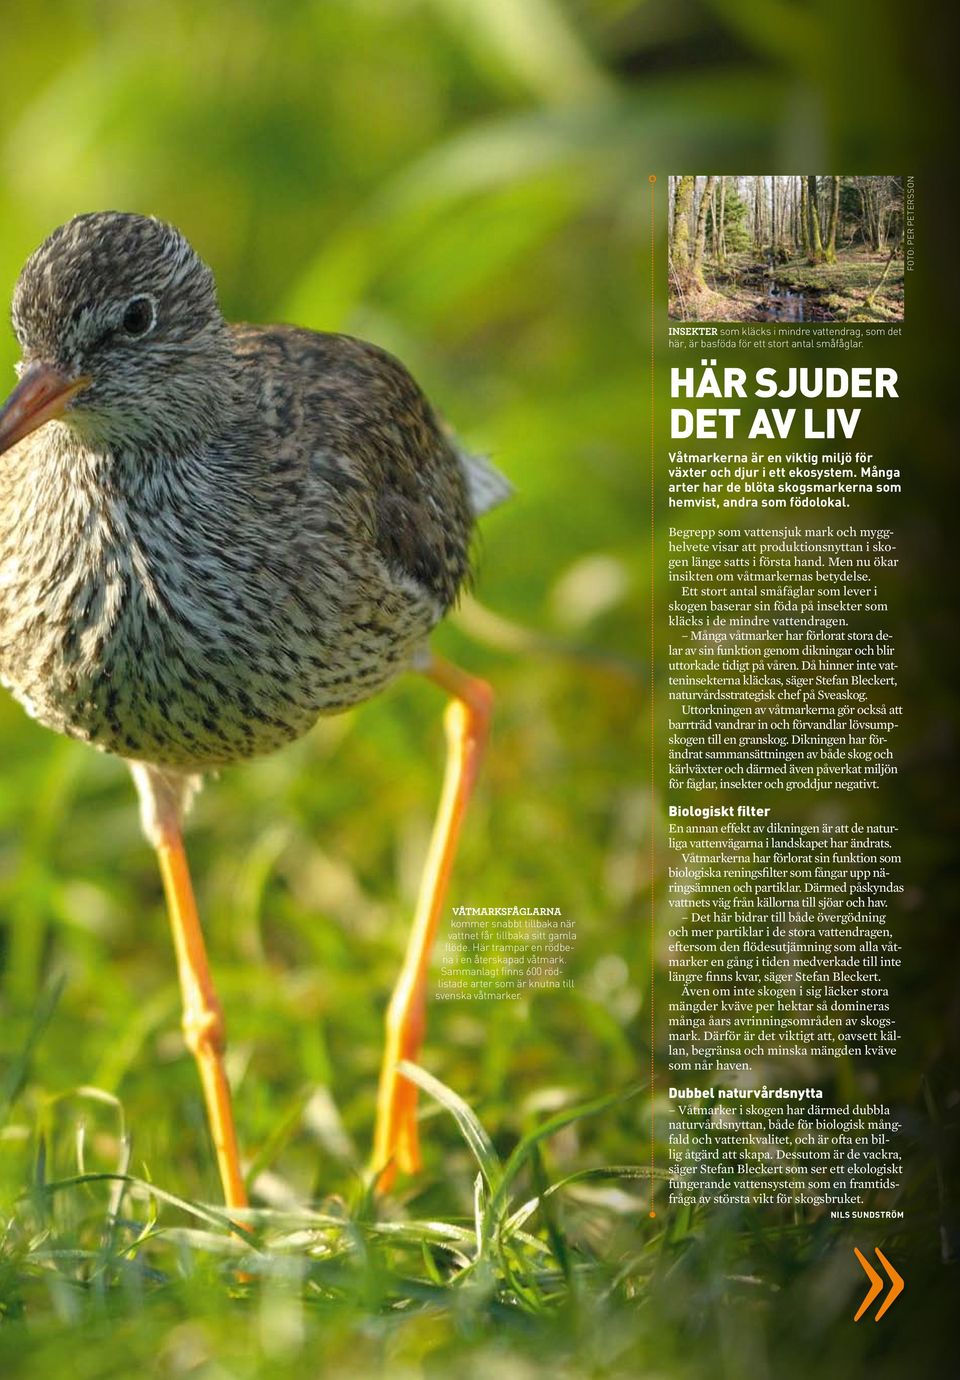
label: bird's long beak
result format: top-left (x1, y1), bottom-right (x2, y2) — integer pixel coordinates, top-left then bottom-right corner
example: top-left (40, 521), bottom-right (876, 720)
top-left (0, 362), bottom-right (92, 457)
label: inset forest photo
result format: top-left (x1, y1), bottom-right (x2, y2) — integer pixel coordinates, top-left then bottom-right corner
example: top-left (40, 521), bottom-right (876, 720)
top-left (668, 175), bottom-right (904, 322)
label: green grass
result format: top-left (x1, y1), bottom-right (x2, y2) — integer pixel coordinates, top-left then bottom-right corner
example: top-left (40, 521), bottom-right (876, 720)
top-left (0, 1036), bottom-right (652, 1377)
top-left (1, 1018), bottom-right (947, 1380)
top-left (0, 1), bottom-right (955, 1375)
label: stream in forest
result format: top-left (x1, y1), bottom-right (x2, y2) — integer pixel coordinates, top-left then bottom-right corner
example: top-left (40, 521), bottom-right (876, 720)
top-left (760, 273), bottom-right (807, 321)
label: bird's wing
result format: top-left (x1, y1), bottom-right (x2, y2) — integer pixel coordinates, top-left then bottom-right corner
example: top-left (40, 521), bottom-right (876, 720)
top-left (231, 324), bottom-right (478, 611)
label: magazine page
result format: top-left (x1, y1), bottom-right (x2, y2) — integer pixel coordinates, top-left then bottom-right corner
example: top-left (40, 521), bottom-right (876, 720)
top-left (0, 3), bottom-right (953, 1378)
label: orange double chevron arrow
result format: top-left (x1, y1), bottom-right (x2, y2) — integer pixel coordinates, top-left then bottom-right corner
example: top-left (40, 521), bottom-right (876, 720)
top-left (854, 1247), bottom-right (904, 1321)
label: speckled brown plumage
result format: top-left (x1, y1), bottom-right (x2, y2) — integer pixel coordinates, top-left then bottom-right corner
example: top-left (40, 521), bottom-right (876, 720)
top-left (0, 211), bottom-right (511, 1204)
top-left (0, 212), bottom-right (509, 771)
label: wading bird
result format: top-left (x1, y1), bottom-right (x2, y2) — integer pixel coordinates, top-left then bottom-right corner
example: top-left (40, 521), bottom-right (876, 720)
top-left (0, 212), bottom-right (509, 1209)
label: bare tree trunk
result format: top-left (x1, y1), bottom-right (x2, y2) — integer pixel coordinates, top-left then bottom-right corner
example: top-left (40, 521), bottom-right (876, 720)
top-left (864, 249), bottom-right (896, 306)
top-left (692, 175), bottom-right (717, 288)
top-left (670, 175), bottom-right (696, 291)
top-left (710, 181), bottom-right (719, 259)
top-left (847, 247), bottom-right (897, 318)
top-left (717, 177), bottom-right (727, 264)
top-left (856, 178), bottom-right (884, 251)
top-left (876, 183), bottom-right (888, 252)
top-left (769, 176), bottom-right (776, 254)
top-left (806, 174), bottom-right (825, 263)
top-left (790, 177), bottom-right (799, 252)
top-left (799, 176), bottom-right (809, 254)
top-left (825, 175), bottom-right (840, 263)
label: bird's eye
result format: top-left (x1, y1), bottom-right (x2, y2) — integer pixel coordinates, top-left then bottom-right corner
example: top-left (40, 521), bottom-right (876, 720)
top-left (122, 296), bottom-right (156, 337)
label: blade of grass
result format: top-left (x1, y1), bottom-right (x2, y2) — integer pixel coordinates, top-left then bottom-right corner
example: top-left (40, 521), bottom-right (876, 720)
top-left (528, 1142), bottom-right (571, 1287)
top-left (396, 1060), bottom-right (502, 1189)
top-left (30, 1172), bottom-right (259, 1245)
top-left (473, 1171), bottom-right (486, 1258)
top-left (0, 975), bottom-right (66, 1124)
top-left (486, 1085), bottom-right (641, 1229)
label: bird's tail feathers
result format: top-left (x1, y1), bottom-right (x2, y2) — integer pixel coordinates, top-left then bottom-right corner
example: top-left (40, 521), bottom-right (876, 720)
top-left (458, 447), bottom-right (513, 517)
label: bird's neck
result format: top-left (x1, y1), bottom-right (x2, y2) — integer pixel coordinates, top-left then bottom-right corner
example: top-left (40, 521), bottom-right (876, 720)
top-left (2, 397), bottom-right (257, 574)
top-left (79, 356), bottom-right (245, 460)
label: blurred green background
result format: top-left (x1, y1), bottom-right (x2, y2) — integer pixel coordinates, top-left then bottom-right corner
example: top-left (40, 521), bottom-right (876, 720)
top-left (0, 0), bottom-right (645, 1184)
top-left (0, 1), bottom-right (955, 1377)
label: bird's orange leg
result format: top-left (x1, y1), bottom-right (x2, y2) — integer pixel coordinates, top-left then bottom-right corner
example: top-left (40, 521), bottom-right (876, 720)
top-left (155, 839), bottom-right (249, 1211)
top-left (130, 764), bottom-right (248, 1214)
top-left (372, 656), bottom-right (492, 1191)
